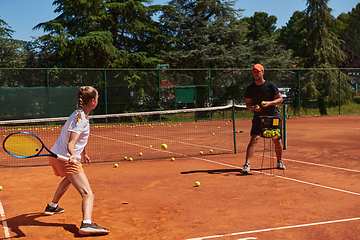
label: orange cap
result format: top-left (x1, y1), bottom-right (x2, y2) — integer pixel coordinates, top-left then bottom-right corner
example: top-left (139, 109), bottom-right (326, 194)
top-left (252, 64), bottom-right (264, 72)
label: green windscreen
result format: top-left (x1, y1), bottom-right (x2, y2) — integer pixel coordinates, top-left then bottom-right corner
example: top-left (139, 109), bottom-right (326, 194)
top-left (0, 87), bottom-right (79, 120)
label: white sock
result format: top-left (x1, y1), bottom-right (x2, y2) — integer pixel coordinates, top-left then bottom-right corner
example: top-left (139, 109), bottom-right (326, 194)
top-left (83, 219), bottom-right (92, 224)
top-left (49, 202), bottom-right (58, 208)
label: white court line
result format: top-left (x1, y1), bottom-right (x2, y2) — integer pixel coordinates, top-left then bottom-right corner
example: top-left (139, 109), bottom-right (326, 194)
top-left (186, 217), bottom-right (360, 240)
top-left (193, 156), bottom-right (360, 197)
top-left (258, 154), bottom-right (360, 173)
top-left (0, 199), bottom-right (10, 239)
top-left (94, 133), bottom-right (360, 197)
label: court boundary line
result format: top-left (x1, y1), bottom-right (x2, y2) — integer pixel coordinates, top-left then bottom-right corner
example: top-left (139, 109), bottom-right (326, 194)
top-left (192, 156), bottom-right (360, 197)
top-left (0, 199), bottom-right (10, 239)
top-left (257, 154), bottom-right (360, 173)
top-left (186, 217), bottom-right (360, 240)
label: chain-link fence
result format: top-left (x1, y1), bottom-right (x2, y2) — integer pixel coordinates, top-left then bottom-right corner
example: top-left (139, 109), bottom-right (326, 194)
top-left (0, 68), bottom-right (359, 120)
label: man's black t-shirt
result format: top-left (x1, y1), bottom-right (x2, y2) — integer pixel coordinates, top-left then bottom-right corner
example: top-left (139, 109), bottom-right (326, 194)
top-left (245, 80), bottom-right (280, 117)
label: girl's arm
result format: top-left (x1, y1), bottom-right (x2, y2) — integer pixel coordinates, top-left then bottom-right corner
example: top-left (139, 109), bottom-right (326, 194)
top-left (68, 132), bottom-right (80, 164)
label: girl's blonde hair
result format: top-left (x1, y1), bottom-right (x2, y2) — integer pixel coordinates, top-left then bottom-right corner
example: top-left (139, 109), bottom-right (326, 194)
top-left (76, 86), bottom-right (97, 123)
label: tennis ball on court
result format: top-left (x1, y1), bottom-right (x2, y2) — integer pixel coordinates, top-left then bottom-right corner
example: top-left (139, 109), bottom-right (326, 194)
top-left (195, 126), bottom-right (197, 128)
top-left (129, 158), bottom-right (133, 161)
top-left (195, 181), bottom-right (200, 187)
top-left (124, 156), bottom-right (128, 160)
top-left (0, 186), bottom-right (2, 191)
top-left (139, 152), bottom-right (143, 156)
top-left (135, 134), bottom-right (138, 137)
top-left (212, 133), bottom-right (215, 135)
top-left (149, 145), bottom-right (152, 148)
top-left (161, 144), bottom-right (167, 150)
top-left (210, 149), bottom-right (213, 153)
top-left (218, 127), bottom-right (220, 129)
top-left (200, 151), bottom-right (203, 155)
top-left (114, 163), bottom-right (118, 168)
top-left (171, 157), bottom-right (175, 161)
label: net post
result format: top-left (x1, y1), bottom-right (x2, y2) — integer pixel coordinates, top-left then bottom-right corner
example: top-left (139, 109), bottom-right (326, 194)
top-left (158, 68), bottom-right (162, 122)
top-left (232, 100), bottom-right (237, 154)
top-left (283, 104), bottom-right (287, 150)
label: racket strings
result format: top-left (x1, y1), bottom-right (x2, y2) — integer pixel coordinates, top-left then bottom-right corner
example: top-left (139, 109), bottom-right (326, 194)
top-left (4, 134), bottom-right (43, 157)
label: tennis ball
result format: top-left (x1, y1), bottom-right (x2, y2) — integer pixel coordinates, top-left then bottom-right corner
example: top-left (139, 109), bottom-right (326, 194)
top-left (129, 157), bottom-right (133, 161)
top-left (139, 152), bottom-right (143, 156)
top-left (171, 157), bottom-right (175, 161)
top-left (255, 105), bottom-right (261, 109)
top-left (195, 181), bottom-right (200, 187)
top-left (161, 144), bottom-right (167, 150)
top-left (195, 126), bottom-right (197, 128)
top-left (114, 163), bottom-right (118, 168)
top-left (135, 134), bottom-right (138, 137)
top-left (210, 149), bottom-right (213, 153)
top-left (261, 101), bottom-right (266, 106)
top-left (218, 127), bottom-right (220, 129)
top-left (200, 151), bottom-right (203, 155)
top-left (149, 145), bottom-right (152, 148)
top-left (124, 156), bottom-right (128, 160)
top-left (212, 133), bottom-right (215, 135)
top-left (0, 186), bottom-right (2, 191)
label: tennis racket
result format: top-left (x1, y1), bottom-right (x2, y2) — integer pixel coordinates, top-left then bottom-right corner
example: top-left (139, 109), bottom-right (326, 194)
top-left (3, 131), bottom-right (69, 162)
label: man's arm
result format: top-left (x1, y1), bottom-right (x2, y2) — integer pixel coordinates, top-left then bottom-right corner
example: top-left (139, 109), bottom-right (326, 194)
top-left (245, 98), bottom-right (261, 112)
top-left (261, 93), bottom-right (283, 108)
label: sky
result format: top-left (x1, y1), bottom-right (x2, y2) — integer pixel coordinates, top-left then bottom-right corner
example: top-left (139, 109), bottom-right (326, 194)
top-left (0, 0), bottom-right (358, 42)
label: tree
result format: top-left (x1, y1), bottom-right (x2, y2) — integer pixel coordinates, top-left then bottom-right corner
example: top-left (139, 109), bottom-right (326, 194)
top-left (337, 3), bottom-right (360, 67)
top-left (294, 0), bottom-right (352, 115)
top-left (0, 18), bottom-right (29, 69)
top-left (301, 0), bottom-right (346, 68)
top-left (242, 12), bottom-right (277, 41)
top-left (277, 11), bottom-right (307, 61)
top-left (34, 0), bottom-right (167, 68)
top-left (0, 18), bottom-right (14, 38)
top-left (159, 0), bottom-right (249, 68)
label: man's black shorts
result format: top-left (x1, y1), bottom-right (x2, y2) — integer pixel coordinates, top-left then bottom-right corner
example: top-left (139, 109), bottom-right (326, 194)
top-left (250, 116), bottom-right (282, 136)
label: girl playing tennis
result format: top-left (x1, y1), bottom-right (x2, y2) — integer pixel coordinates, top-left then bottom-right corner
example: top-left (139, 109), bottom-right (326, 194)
top-left (44, 86), bottom-right (109, 236)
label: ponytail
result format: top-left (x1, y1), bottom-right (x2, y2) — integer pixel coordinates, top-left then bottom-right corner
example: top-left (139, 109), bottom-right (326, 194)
top-left (76, 86), bottom-right (97, 124)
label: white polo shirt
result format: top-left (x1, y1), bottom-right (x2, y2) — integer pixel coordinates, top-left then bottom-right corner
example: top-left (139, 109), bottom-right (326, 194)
top-left (51, 109), bottom-right (90, 161)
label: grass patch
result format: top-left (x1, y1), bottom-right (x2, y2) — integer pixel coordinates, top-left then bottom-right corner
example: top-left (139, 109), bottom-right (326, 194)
top-left (283, 100), bottom-right (360, 117)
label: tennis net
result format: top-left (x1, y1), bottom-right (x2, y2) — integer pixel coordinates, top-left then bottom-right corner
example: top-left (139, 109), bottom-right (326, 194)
top-left (0, 105), bottom-right (253, 167)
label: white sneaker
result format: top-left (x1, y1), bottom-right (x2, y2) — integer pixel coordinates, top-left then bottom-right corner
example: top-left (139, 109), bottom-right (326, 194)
top-left (242, 163), bottom-right (250, 173)
top-left (277, 160), bottom-right (286, 170)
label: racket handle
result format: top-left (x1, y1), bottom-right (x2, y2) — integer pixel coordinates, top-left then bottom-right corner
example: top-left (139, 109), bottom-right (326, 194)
top-left (57, 154), bottom-right (69, 161)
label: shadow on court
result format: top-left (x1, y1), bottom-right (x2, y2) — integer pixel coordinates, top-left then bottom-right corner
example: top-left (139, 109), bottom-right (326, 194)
top-left (181, 167), bottom-right (281, 176)
top-left (1, 212), bottom-right (79, 239)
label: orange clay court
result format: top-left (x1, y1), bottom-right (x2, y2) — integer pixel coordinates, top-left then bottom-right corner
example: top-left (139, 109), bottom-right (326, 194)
top-left (0, 115), bottom-right (360, 239)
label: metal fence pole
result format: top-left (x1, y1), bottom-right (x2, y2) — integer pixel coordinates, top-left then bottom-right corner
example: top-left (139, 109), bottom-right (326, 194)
top-left (298, 69), bottom-right (301, 117)
top-left (104, 69), bottom-right (108, 116)
top-left (232, 100), bottom-right (237, 154)
top-left (283, 104), bottom-right (288, 150)
top-left (339, 68), bottom-right (341, 115)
